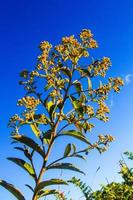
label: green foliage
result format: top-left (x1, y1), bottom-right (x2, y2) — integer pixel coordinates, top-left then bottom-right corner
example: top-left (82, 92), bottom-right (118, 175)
top-left (68, 177), bottom-right (92, 200)
top-left (0, 29), bottom-right (124, 199)
top-left (0, 180), bottom-right (25, 200)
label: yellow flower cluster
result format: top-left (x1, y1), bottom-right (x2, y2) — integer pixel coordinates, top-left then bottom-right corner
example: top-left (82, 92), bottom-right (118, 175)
top-left (83, 122), bottom-right (94, 132)
top-left (39, 41), bottom-right (52, 51)
top-left (34, 114), bottom-right (48, 124)
top-left (56, 35), bottom-right (89, 64)
top-left (38, 41), bottom-right (52, 66)
top-left (86, 105), bottom-right (94, 116)
top-left (79, 29), bottom-right (98, 49)
top-left (97, 101), bottom-right (110, 122)
top-left (79, 29), bottom-right (93, 39)
top-left (109, 77), bottom-right (124, 92)
top-left (93, 57), bottom-right (111, 77)
top-left (97, 83), bottom-right (112, 95)
top-left (88, 38), bottom-right (98, 48)
top-left (98, 134), bottom-right (114, 143)
top-left (17, 96), bottom-right (40, 109)
top-left (9, 114), bottom-right (22, 123)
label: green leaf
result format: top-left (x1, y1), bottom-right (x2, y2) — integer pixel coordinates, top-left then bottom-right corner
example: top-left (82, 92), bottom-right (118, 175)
top-left (64, 143), bottom-right (71, 157)
top-left (59, 130), bottom-right (90, 145)
top-left (60, 67), bottom-right (72, 78)
top-left (46, 101), bottom-right (57, 120)
top-left (0, 180), bottom-right (25, 200)
top-left (25, 184), bottom-right (34, 192)
top-left (72, 144), bottom-right (77, 153)
top-left (43, 130), bottom-right (51, 145)
top-left (73, 80), bottom-right (82, 95)
top-left (30, 123), bottom-right (41, 138)
top-left (69, 96), bottom-right (83, 115)
top-left (87, 77), bottom-right (92, 91)
top-left (99, 81), bottom-right (103, 88)
top-left (77, 68), bottom-right (90, 76)
top-left (47, 163), bottom-right (85, 174)
top-left (34, 179), bottom-right (68, 195)
top-left (7, 157), bottom-right (35, 178)
top-left (73, 154), bottom-right (86, 160)
top-left (12, 135), bottom-right (45, 158)
top-left (37, 189), bottom-right (60, 198)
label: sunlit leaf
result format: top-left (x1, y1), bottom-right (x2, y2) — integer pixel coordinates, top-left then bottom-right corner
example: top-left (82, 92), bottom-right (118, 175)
top-left (60, 67), bottom-right (72, 78)
top-left (73, 80), bottom-right (82, 95)
top-left (47, 163), bottom-right (85, 174)
top-left (30, 123), bottom-right (41, 137)
top-left (34, 179), bottom-right (68, 195)
top-left (12, 135), bottom-right (45, 158)
top-left (87, 77), bottom-right (92, 91)
top-left (37, 189), bottom-right (60, 198)
top-left (59, 130), bottom-right (90, 145)
top-left (0, 180), bottom-right (25, 200)
top-left (7, 157), bottom-right (35, 178)
top-left (64, 143), bottom-right (71, 157)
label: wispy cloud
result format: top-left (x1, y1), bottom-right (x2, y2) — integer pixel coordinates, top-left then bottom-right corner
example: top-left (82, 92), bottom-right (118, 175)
top-left (109, 96), bottom-right (114, 107)
top-left (125, 74), bottom-right (133, 85)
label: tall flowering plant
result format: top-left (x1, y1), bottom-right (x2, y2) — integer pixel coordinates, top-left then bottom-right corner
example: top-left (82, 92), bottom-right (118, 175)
top-left (0, 29), bottom-right (123, 200)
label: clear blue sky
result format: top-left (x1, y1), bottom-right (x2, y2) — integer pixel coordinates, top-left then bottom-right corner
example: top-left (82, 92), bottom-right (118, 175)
top-left (0, 0), bottom-right (133, 199)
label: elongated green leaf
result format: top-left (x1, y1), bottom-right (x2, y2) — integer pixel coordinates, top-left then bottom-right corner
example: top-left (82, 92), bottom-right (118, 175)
top-left (73, 80), bottom-right (82, 95)
top-left (46, 101), bottom-right (57, 120)
top-left (60, 67), bottom-right (72, 78)
top-left (64, 143), bottom-right (71, 157)
top-left (7, 157), bottom-right (35, 178)
top-left (25, 184), bottom-right (34, 192)
top-left (59, 130), bottom-right (90, 145)
top-left (87, 77), bottom-right (92, 91)
top-left (72, 144), bottom-right (77, 153)
top-left (12, 135), bottom-right (45, 158)
top-left (37, 189), bottom-right (60, 198)
top-left (73, 154), bottom-right (86, 160)
top-left (43, 130), bottom-right (51, 145)
top-left (35, 179), bottom-right (68, 195)
top-left (69, 96), bottom-right (83, 115)
top-left (0, 180), bottom-right (25, 200)
top-left (99, 80), bottom-right (103, 88)
top-left (47, 163), bottom-right (85, 174)
top-left (30, 123), bottom-right (41, 137)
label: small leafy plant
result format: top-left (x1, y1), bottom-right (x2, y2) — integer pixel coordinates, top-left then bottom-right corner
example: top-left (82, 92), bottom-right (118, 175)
top-left (0, 29), bottom-right (123, 200)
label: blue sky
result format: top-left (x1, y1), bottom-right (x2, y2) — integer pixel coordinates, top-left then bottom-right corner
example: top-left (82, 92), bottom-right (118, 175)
top-left (0, 0), bottom-right (133, 199)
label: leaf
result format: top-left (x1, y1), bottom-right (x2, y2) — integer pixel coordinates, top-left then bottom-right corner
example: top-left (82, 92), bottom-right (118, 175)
top-left (34, 179), bottom-right (68, 195)
top-left (30, 123), bottom-right (41, 138)
top-left (7, 157), bottom-right (35, 178)
top-left (60, 67), bottom-right (72, 78)
top-left (77, 68), bottom-right (90, 76)
top-left (12, 135), bottom-right (45, 158)
top-left (14, 147), bottom-right (25, 152)
top-left (73, 155), bottom-right (86, 160)
top-left (99, 81), bottom-right (103, 88)
top-left (73, 80), bottom-right (82, 95)
top-left (0, 180), bottom-right (25, 200)
top-left (72, 144), bottom-right (76, 153)
top-left (64, 143), bottom-right (71, 157)
top-left (47, 163), bottom-right (85, 175)
top-left (87, 77), bottom-right (92, 91)
top-left (37, 189), bottom-right (60, 198)
top-left (25, 184), bottom-right (34, 192)
top-left (59, 130), bottom-right (90, 145)
top-left (43, 130), bottom-right (51, 145)
top-left (46, 101), bottom-right (57, 120)
top-left (47, 101), bottom-right (54, 111)
top-left (69, 96), bottom-right (83, 115)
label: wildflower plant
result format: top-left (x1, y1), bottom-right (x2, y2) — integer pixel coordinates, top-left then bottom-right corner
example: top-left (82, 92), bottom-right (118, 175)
top-left (0, 29), bottom-right (124, 200)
